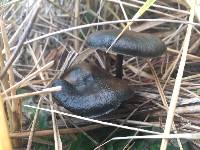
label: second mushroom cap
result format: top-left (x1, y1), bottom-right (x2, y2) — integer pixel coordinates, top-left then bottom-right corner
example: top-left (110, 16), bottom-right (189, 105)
top-left (86, 29), bottom-right (166, 57)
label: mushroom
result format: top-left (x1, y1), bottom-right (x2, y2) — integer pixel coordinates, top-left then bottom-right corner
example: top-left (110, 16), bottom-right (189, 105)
top-left (52, 63), bottom-right (134, 117)
top-left (86, 29), bottom-right (166, 78)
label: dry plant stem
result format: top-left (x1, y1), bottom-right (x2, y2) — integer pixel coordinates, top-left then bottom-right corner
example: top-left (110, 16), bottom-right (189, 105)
top-left (18, 18), bottom-right (200, 47)
top-left (162, 49), bottom-right (183, 88)
top-left (2, 61), bottom-right (54, 95)
top-left (5, 1), bottom-right (36, 48)
top-left (130, 0), bottom-right (189, 14)
top-left (50, 94), bottom-right (62, 150)
top-left (0, 82), bottom-right (13, 135)
top-left (25, 105), bottom-right (161, 135)
top-left (160, 1), bottom-right (195, 149)
top-left (180, 87), bottom-right (200, 100)
top-left (63, 115), bottom-right (98, 145)
top-left (147, 61), bottom-right (168, 107)
top-left (184, 0), bottom-right (200, 22)
top-left (4, 86), bottom-right (61, 101)
top-left (127, 64), bottom-right (154, 79)
top-left (0, 0), bottom-right (21, 8)
top-left (103, 5), bottom-right (125, 28)
top-left (122, 116), bottom-right (149, 150)
top-left (31, 137), bottom-right (54, 146)
top-left (10, 124), bottom-right (102, 138)
top-left (108, 0), bottom-right (180, 19)
top-left (0, 96), bottom-right (12, 150)
top-left (118, 119), bottom-right (161, 128)
top-left (167, 48), bottom-right (200, 61)
top-left (15, 43), bottom-right (46, 149)
top-left (147, 61), bottom-right (183, 150)
top-left (94, 132), bottom-right (200, 150)
top-left (117, 0), bottom-right (129, 27)
top-left (26, 38), bottom-right (62, 149)
top-left (74, 0), bottom-right (80, 51)
top-left (102, 100), bottom-right (152, 143)
top-left (28, 45), bottom-right (46, 82)
top-left (26, 98), bottom-right (42, 150)
top-left (0, 19), bottom-right (22, 147)
top-left (0, 0), bottom-right (41, 79)
top-left (0, 20), bottom-right (15, 109)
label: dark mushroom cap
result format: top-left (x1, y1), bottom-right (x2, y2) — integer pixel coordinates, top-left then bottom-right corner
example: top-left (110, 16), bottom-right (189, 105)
top-left (52, 63), bottom-right (134, 117)
top-left (86, 29), bottom-right (166, 57)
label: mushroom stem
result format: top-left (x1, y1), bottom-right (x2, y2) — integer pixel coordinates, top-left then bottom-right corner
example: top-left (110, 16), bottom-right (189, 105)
top-left (115, 54), bottom-right (124, 79)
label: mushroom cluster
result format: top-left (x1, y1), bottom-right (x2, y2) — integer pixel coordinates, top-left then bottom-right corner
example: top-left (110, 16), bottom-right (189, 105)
top-left (52, 29), bottom-right (166, 117)
top-left (52, 63), bottom-right (134, 117)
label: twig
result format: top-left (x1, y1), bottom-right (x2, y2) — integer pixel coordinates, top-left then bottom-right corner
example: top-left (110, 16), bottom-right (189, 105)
top-left (10, 124), bottom-right (102, 138)
top-left (4, 86), bottom-right (61, 101)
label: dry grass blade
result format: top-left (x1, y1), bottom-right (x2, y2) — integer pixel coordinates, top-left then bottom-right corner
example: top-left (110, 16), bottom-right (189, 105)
top-left (2, 61), bottom-right (54, 95)
top-left (0, 0), bottom-right (21, 8)
top-left (106, 0), bottom-right (156, 52)
top-left (13, 18), bottom-right (200, 48)
top-left (0, 96), bottom-right (12, 150)
top-left (127, 64), bottom-right (154, 79)
top-left (94, 133), bottom-right (200, 150)
top-left (26, 97), bottom-right (42, 150)
top-left (0, 18), bottom-right (22, 147)
top-left (50, 94), bottom-right (63, 150)
top-left (74, 0), bottom-right (80, 51)
top-left (160, 0), bottom-right (195, 149)
top-left (167, 48), bottom-right (200, 61)
top-left (4, 86), bottom-right (61, 101)
top-left (148, 61), bottom-right (183, 150)
top-left (24, 105), bottom-right (161, 135)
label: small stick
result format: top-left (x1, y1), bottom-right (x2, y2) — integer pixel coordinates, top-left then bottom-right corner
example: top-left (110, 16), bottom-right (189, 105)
top-left (3, 86), bottom-right (61, 101)
top-left (10, 124), bottom-right (102, 138)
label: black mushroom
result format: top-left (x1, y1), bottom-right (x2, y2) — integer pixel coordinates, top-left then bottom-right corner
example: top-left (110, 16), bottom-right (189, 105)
top-left (52, 63), bottom-right (134, 117)
top-left (86, 29), bottom-right (167, 78)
